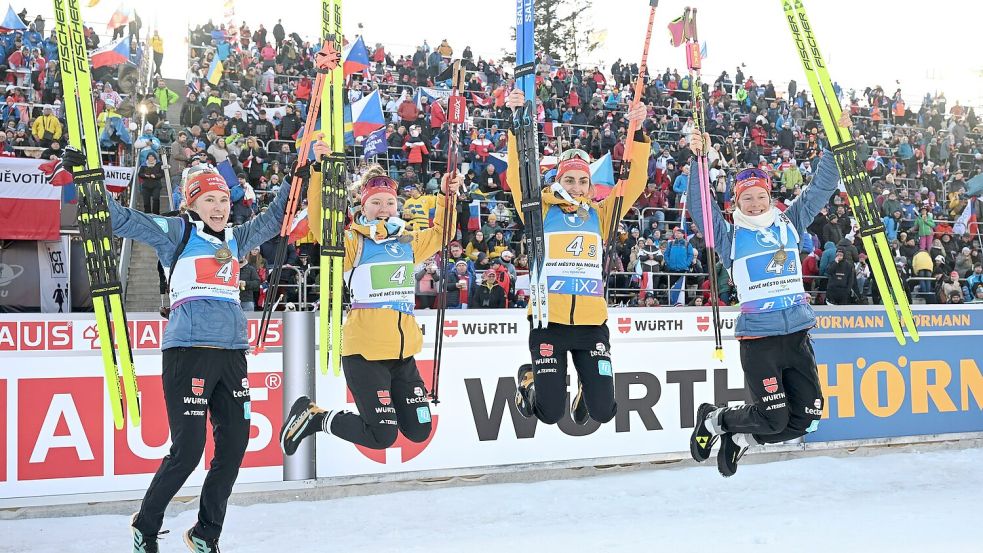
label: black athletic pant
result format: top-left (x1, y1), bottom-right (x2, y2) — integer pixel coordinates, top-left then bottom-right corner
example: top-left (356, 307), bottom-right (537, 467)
top-left (527, 322), bottom-right (616, 425)
top-left (134, 348), bottom-right (251, 541)
top-left (720, 329), bottom-right (824, 444)
top-left (329, 355), bottom-right (432, 449)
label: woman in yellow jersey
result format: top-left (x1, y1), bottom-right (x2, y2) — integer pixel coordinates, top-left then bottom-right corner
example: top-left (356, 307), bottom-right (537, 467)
top-left (506, 89), bottom-right (649, 426)
top-left (280, 163), bottom-right (459, 453)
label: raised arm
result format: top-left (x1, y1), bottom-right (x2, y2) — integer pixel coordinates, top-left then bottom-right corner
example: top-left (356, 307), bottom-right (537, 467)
top-left (687, 132), bottom-right (733, 267)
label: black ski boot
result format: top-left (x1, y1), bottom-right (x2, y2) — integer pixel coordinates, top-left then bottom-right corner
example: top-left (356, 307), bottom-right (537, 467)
top-left (515, 365), bottom-right (536, 418)
top-left (184, 527), bottom-right (220, 553)
top-left (690, 403), bottom-right (720, 462)
top-left (717, 433), bottom-right (749, 477)
top-left (131, 514), bottom-right (166, 553)
top-left (571, 382), bottom-right (590, 425)
top-left (280, 396), bottom-right (326, 456)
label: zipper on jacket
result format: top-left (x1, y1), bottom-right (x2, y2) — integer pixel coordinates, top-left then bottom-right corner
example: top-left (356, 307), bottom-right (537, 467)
top-left (569, 295), bottom-right (576, 325)
top-left (397, 312), bottom-right (406, 359)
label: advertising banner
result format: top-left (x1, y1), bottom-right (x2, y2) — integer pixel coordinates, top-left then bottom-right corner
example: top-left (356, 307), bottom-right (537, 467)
top-left (0, 307), bottom-right (979, 505)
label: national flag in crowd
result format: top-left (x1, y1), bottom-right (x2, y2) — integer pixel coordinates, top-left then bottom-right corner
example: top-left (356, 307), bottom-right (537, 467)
top-left (470, 91), bottom-right (491, 107)
top-left (700, 41), bottom-right (708, 60)
top-left (486, 152), bottom-right (510, 190)
top-left (349, 90), bottom-right (385, 138)
top-left (362, 126), bottom-right (387, 159)
top-left (106, 5), bottom-right (131, 31)
top-left (342, 35), bottom-right (370, 77)
top-left (0, 159), bottom-right (62, 240)
top-left (588, 153), bottom-right (616, 199)
top-left (0, 6), bottom-right (26, 32)
top-left (467, 199), bottom-right (482, 231)
top-left (89, 36), bottom-right (130, 68)
top-left (187, 79), bottom-right (200, 97)
top-left (668, 277), bottom-right (686, 306)
top-left (288, 208), bottom-right (310, 243)
top-left (207, 57), bottom-right (224, 85)
top-left (953, 197), bottom-right (979, 236)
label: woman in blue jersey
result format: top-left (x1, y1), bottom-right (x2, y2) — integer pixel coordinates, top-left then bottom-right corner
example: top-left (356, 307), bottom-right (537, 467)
top-left (57, 140), bottom-right (319, 551)
top-left (686, 115), bottom-right (846, 477)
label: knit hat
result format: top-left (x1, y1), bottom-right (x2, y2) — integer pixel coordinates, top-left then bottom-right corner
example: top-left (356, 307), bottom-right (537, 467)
top-left (733, 168), bottom-right (772, 200)
top-left (184, 170), bottom-right (229, 206)
top-left (556, 157), bottom-right (591, 182)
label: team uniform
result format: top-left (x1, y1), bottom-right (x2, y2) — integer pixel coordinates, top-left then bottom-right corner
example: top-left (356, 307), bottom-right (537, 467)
top-left (506, 131), bottom-right (651, 425)
top-left (686, 154), bottom-right (842, 476)
top-left (109, 169), bottom-right (291, 551)
top-left (280, 175), bottom-right (456, 453)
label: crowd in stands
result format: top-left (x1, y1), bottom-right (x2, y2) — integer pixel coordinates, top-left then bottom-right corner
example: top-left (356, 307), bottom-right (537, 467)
top-left (7, 7), bottom-right (983, 310)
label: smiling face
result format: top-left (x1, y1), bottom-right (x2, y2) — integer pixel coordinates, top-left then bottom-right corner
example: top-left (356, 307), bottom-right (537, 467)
top-left (191, 191), bottom-right (231, 232)
top-left (362, 193), bottom-right (398, 221)
top-left (558, 169), bottom-right (591, 199)
top-left (737, 188), bottom-right (771, 216)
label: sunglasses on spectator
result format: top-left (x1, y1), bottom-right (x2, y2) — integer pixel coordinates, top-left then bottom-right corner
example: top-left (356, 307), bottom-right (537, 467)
top-left (735, 168), bottom-right (770, 182)
top-left (559, 149), bottom-right (590, 162)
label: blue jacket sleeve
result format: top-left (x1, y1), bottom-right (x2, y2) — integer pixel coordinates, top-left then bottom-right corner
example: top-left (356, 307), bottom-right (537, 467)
top-left (686, 159), bottom-right (733, 268)
top-left (784, 149), bottom-right (841, 235)
top-left (234, 179), bottom-right (292, 256)
top-left (107, 194), bottom-right (183, 265)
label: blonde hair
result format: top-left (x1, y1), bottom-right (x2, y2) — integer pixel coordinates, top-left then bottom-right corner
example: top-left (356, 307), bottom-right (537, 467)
top-left (354, 163), bottom-right (388, 195)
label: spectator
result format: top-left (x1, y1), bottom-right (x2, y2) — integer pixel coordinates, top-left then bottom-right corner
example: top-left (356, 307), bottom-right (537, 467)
top-left (939, 271), bottom-right (963, 304)
top-left (825, 249), bottom-right (856, 305)
top-left (239, 248), bottom-right (263, 311)
top-left (444, 260), bottom-right (471, 308)
top-left (472, 269), bottom-right (506, 308)
top-left (914, 207), bottom-right (936, 250)
top-left (31, 106), bottom-right (62, 148)
top-left (402, 184), bottom-right (434, 231)
top-left (137, 153), bottom-right (165, 214)
top-left (134, 124), bottom-right (162, 167)
top-left (415, 259), bottom-right (441, 309)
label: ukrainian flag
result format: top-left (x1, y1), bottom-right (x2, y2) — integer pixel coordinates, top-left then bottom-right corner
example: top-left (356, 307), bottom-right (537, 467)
top-left (207, 57), bottom-right (224, 86)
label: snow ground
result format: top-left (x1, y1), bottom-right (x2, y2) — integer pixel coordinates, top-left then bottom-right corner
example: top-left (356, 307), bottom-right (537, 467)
top-left (2, 447), bottom-right (980, 553)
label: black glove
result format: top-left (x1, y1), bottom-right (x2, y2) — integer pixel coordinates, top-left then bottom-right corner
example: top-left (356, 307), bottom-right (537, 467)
top-left (62, 145), bottom-right (85, 168)
top-left (293, 159), bottom-right (313, 179)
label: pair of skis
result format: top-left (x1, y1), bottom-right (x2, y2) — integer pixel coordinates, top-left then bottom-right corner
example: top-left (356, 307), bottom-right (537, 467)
top-left (781, 0), bottom-right (918, 345)
top-left (669, 7), bottom-right (724, 360)
top-left (53, 0), bottom-right (140, 429)
top-left (253, 41), bottom-right (341, 357)
top-left (431, 60), bottom-right (467, 404)
top-left (320, 0), bottom-right (347, 376)
top-left (514, 0), bottom-right (548, 329)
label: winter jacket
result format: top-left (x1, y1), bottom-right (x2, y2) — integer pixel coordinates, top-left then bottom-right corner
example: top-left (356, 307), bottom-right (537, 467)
top-left (154, 86), bottom-right (180, 112)
top-left (472, 281), bottom-right (506, 308)
top-left (108, 181), bottom-right (291, 350)
top-left (664, 238), bottom-right (693, 272)
top-left (688, 150), bottom-right (842, 337)
top-left (507, 130), bottom-right (651, 326)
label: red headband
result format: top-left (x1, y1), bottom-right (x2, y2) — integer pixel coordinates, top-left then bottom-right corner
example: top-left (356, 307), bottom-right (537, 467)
top-left (361, 175), bottom-right (398, 205)
top-left (733, 177), bottom-right (771, 200)
top-left (185, 171), bottom-right (230, 205)
top-left (556, 158), bottom-right (591, 182)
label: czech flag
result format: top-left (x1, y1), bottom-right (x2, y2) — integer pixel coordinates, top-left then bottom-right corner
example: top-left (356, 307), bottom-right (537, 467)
top-left (589, 153), bottom-right (616, 199)
top-left (486, 152), bottom-right (510, 190)
top-left (342, 35), bottom-right (370, 77)
top-left (90, 36), bottom-right (130, 68)
top-left (349, 90), bottom-right (384, 138)
top-left (467, 199), bottom-right (482, 231)
top-left (0, 6), bottom-right (26, 32)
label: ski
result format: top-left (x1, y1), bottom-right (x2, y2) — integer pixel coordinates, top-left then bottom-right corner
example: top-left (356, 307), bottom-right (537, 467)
top-left (253, 44), bottom-right (337, 354)
top-left (671, 7), bottom-right (724, 360)
top-left (514, 0), bottom-right (547, 329)
top-left (781, 0), bottom-right (918, 345)
top-left (320, 0), bottom-right (347, 376)
top-left (53, 0), bottom-right (140, 429)
top-left (431, 59), bottom-right (466, 404)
